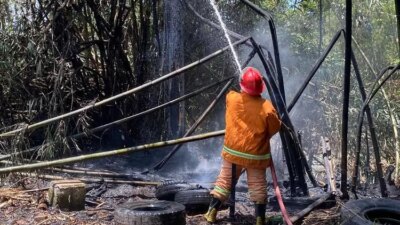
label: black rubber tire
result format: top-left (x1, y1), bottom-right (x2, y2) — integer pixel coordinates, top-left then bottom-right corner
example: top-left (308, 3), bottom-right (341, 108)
top-left (114, 200), bottom-right (186, 225)
top-left (340, 198), bottom-right (400, 225)
top-left (174, 189), bottom-right (211, 213)
top-left (155, 180), bottom-right (195, 201)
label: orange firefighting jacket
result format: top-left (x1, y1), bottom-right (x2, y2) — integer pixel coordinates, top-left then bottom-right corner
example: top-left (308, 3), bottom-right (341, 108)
top-left (221, 91), bottom-right (281, 169)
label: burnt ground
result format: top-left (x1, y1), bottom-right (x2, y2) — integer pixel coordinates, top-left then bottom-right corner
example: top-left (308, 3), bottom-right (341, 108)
top-left (0, 176), bottom-right (345, 225)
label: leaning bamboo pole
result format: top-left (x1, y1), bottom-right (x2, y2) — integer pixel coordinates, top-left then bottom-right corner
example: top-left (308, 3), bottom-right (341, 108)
top-left (150, 48), bottom-right (257, 171)
top-left (0, 130), bottom-right (225, 174)
top-left (70, 77), bottom-right (232, 140)
top-left (350, 50), bottom-right (387, 197)
top-left (354, 65), bottom-right (400, 197)
top-left (151, 79), bottom-right (234, 171)
top-left (240, 0), bottom-right (286, 102)
top-left (352, 36), bottom-right (400, 183)
top-left (252, 38), bottom-right (317, 193)
top-left (340, 0), bottom-right (352, 199)
top-left (0, 77), bottom-right (232, 161)
top-left (0, 37), bottom-right (250, 138)
top-left (184, 0), bottom-right (263, 50)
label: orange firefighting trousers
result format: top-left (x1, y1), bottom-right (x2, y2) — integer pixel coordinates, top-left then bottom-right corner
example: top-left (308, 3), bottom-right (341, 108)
top-left (211, 160), bottom-right (267, 203)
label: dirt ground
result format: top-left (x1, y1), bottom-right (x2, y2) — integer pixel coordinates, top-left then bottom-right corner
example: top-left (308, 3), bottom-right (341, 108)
top-left (0, 176), bottom-right (344, 225)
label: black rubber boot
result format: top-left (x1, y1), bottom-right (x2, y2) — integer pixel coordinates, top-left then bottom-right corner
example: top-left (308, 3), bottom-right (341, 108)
top-left (204, 197), bottom-right (222, 223)
top-left (255, 203), bottom-right (266, 225)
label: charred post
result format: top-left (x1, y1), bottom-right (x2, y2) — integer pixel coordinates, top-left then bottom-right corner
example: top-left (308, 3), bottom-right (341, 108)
top-left (340, 0), bottom-right (352, 199)
top-left (350, 49), bottom-right (387, 197)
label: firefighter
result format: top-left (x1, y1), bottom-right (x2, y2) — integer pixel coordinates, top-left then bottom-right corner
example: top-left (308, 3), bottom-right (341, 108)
top-left (204, 67), bottom-right (281, 225)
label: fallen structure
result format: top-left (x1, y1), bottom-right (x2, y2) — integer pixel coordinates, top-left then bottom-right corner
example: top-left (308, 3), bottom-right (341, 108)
top-left (0, 0), bottom-right (400, 224)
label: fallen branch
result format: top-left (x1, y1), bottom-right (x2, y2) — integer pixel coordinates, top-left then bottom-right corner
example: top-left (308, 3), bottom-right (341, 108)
top-left (290, 192), bottom-right (333, 223)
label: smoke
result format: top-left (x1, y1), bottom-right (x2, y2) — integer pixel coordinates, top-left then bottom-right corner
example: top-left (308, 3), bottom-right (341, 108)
top-left (232, 13), bottom-right (345, 181)
top-left (153, 2), bottom-right (313, 183)
top-left (98, 0), bottom-right (342, 186)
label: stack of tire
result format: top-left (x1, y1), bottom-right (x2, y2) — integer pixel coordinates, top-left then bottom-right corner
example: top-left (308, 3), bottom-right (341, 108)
top-left (155, 180), bottom-right (212, 213)
top-left (114, 180), bottom-right (211, 225)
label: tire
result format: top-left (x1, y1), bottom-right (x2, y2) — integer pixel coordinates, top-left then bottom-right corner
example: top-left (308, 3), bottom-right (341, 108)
top-left (174, 189), bottom-right (211, 213)
top-left (114, 200), bottom-right (186, 225)
top-left (155, 180), bottom-right (195, 201)
top-left (340, 198), bottom-right (400, 225)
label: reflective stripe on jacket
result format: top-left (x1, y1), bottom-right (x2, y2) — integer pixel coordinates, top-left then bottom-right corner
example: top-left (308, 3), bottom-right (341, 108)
top-left (221, 91), bottom-right (281, 169)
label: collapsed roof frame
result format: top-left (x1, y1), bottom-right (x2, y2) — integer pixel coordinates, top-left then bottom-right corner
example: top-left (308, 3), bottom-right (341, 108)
top-left (0, 29), bottom-right (314, 195)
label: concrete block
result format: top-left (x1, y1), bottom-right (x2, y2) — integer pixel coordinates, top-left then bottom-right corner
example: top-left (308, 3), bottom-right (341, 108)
top-left (47, 179), bottom-right (86, 211)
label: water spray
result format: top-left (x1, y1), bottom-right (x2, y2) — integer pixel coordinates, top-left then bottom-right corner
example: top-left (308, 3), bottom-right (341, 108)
top-left (209, 0), bottom-right (242, 74)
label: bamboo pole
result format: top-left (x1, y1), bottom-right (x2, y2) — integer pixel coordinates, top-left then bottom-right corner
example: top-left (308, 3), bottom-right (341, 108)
top-left (0, 77), bottom-right (232, 161)
top-left (0, 146), bottom-right (40, 161)
top-left (287, 30), bottom-right (343, 112)
top-left (48, 167), bottom-right (144, 180)
top-left (350, 49), bottom-right (387, 197)
top-left (184, 0), bottom-right (268, 52)
top-left (0, 160), bottom-right (154, 183)
top-left (149, 49), bottom-right (257, 171)
top-left (364, 129), bottom-right (370, 190)
top-left (250, 39), bottom-right (297, 195)
top-left (340, 0), bottom-right (352, 199)
top-left (352, 36), bottom-right (400, 184)
top-left (0, 130), bottom-right (225, 174)
top-left (289, 193), bottom-right (332, 223)
top-left (0, 160), bottom-right (142, 179)
top-left (251, 38), bottom-right (316, 194)
top-left (60, 165), bottom-right (114, 172)
top-left (185, 0), bottom-right (280, 80)
top-left (71, 77), bottom-right (232, 139)
top-left (150, 79), bottom-right (234, 171)
top-left (0, 37), bottom-right (250, 138)
top-left (20, 173), bottom-right (160, 186)
top-left (240, 0), bottom-right (286, 102)
top-left (354, 65), bottom-right (399, 197)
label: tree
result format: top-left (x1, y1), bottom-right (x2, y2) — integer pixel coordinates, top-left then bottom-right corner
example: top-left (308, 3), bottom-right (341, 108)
top-left (163, 0), bottom-right (185, 138)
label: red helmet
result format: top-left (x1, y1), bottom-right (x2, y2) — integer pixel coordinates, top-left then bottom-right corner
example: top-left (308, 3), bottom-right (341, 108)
top-left (239, 67), bottom-right (266, 96)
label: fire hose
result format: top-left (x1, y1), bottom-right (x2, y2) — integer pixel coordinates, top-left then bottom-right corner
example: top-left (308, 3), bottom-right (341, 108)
top-left (230, 160), bottom-right (293, 224)
top-left (270, 160), bottom-right (293, 225)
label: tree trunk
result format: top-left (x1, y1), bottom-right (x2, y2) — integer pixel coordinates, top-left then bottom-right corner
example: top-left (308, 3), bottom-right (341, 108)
top-left (163, 0), bottom-right (184, 138)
